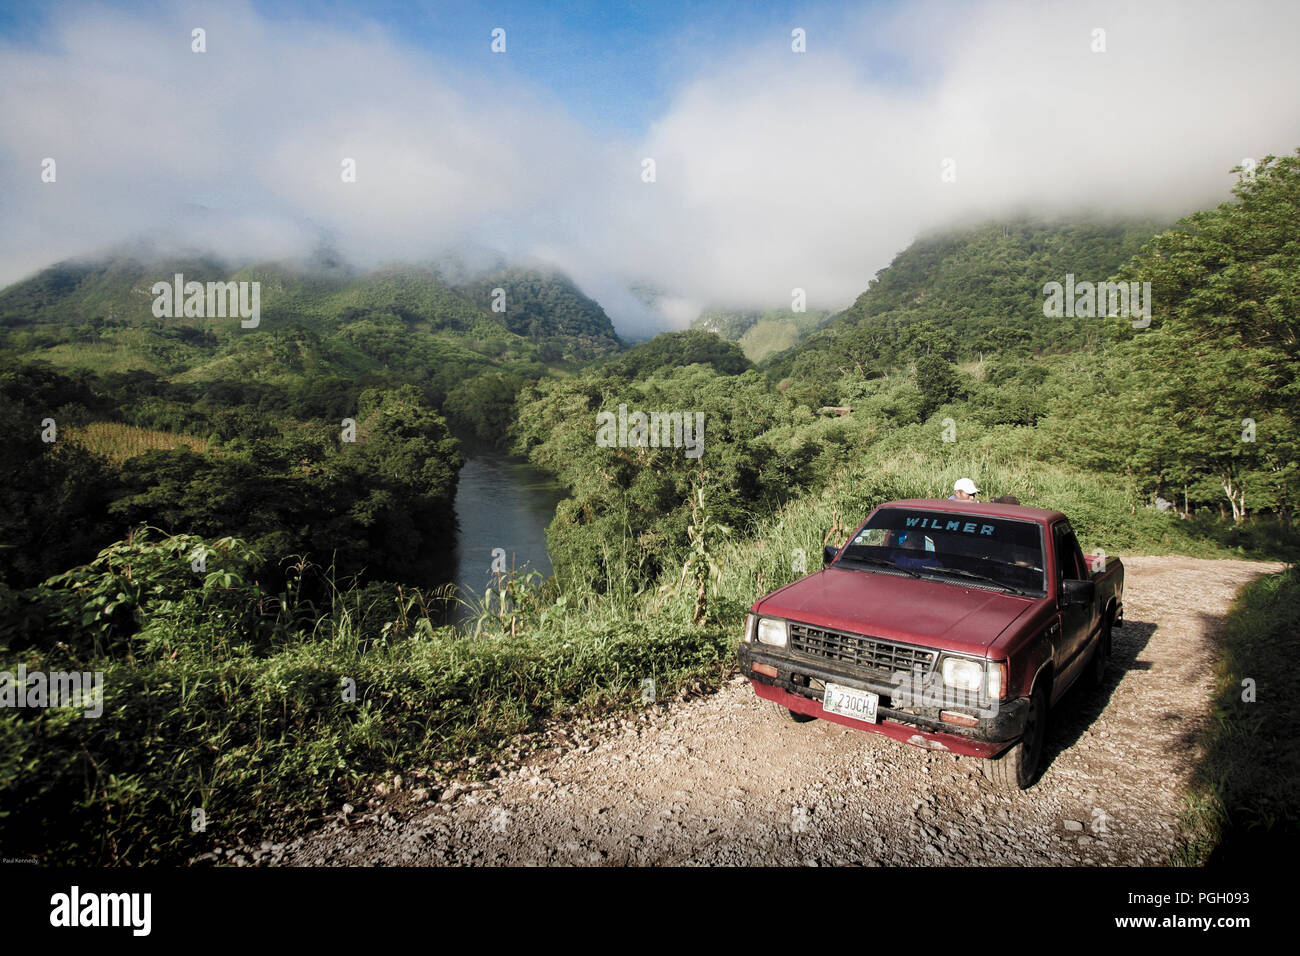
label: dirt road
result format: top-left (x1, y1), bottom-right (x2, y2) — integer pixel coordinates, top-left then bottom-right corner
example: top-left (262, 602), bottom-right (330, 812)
top-left (250, 556), bottom-right (1280, 866)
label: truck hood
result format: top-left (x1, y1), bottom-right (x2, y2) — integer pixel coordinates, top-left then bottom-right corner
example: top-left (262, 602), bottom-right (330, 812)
top-left (753, 566), bottom-right (1036, 654)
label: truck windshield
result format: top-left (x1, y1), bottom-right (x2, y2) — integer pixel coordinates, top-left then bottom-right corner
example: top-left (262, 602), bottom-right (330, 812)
top-left (838, 507), bottom-right (1046, 594)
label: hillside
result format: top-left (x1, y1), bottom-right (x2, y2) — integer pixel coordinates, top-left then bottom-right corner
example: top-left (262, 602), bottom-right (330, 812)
top-left (0, 254), bottom-right (620, 364)
top-left (451, 266), bottom-right (622, 358)
top-left (0, 253), bottom-right (626, 440)
top-left (765, 215), bottom-right (1169, 382)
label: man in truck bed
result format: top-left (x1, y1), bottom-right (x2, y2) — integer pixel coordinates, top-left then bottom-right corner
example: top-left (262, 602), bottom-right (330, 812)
top-left (739, 498), bottom-right (1124, 790)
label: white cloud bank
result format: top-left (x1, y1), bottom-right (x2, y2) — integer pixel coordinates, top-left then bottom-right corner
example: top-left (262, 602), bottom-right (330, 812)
top-left (2, 0), bottom-right (1298, 337)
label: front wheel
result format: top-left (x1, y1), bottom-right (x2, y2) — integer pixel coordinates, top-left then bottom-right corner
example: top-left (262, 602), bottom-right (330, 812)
top-left (1086, 617), bottom-right (1112, 691)
top-left (982, 684), bottom-right (1048, 791)
top-left (768, 699), bottom-right (816, 723)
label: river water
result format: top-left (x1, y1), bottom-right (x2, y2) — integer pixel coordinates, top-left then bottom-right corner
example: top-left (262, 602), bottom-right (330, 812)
top-left (449, 451), bottom-right (567, 622)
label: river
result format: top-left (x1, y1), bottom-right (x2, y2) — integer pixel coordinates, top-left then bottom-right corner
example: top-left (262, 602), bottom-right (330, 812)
top-left (449, 450), bottom-right (567, 623)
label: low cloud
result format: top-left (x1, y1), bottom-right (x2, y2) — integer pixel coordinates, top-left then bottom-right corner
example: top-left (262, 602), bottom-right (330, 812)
top-left (2, 0), bottom-right (1297, 337)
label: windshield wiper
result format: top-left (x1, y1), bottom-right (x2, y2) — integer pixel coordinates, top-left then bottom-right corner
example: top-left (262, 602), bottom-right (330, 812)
top-left (924, 566), bottom-right (1023, 593)
top-left (838, 554), bottom-right (922, 578)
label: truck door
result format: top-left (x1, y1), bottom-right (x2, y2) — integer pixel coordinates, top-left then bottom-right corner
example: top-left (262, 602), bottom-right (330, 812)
top-left (1053, 521), bottom-right (1095, 678)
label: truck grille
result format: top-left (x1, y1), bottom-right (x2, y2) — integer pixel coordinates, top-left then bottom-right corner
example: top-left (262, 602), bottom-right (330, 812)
top-left (788, 623), bottom-right (936, 677)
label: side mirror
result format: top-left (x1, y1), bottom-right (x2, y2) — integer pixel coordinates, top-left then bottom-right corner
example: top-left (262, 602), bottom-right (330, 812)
top-left (1061, 578), bottom-right (1095, 607)
top-left (823, 544), bottom-right (839, 567)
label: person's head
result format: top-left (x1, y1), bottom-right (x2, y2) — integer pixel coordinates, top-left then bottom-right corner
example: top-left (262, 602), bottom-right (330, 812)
top-left (953, 477), bottom-right (980, 501)
top-left (992, 494), bottom-right (1021, 505)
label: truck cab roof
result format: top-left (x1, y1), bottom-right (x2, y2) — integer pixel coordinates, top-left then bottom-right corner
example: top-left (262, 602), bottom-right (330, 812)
top-left (882, 498), bottom-right (1066, 526)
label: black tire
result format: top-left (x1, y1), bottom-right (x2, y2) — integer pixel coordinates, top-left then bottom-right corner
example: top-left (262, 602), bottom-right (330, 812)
top-left (982, 683), bottom-right (1048, 791)
top-left (769, 699), bottom-right (816, 723)
top-left (1086, 615), bottom-right (1112, 691)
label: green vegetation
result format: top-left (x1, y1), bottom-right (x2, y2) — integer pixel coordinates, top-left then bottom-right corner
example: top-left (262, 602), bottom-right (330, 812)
top-left (764, 216), bottom-right (1167, 408)
top-left (1172, 566), bottom-right (1299, 866)
top-left (0, 255), bottom-right (621, 449)
top-left (1080, 156), bottom-right (1300, 522)
top-left (453, 266), bottom-right (622, 358)
top-left (66, 421), bottom-right (211, 463)
top-left (599, 328), bottom-right (752, 378)
top-left (0, 362), bottom-right (463, 592)
top-left (0, 531), bottom-right (731, 864)
top-left (2, 151), bottom-right (1298, 864)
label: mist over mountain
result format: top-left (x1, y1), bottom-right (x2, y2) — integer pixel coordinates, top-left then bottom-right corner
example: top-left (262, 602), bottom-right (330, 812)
top-left (4, 1), bottom-right (1298, 327)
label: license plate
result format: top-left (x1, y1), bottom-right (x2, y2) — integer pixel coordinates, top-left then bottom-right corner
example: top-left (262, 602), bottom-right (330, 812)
top-left (823, 682), bottom-right (878, 723)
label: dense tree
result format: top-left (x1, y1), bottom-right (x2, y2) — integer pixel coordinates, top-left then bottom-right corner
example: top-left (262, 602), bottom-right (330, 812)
top-left (0, 391), bottom-right (115, 586)
top-left (443, 371), bottom-right (526, 445)
top-left (1091, 151), bottom-right (1300, 519)
top-left (602, 330), bottom-right (752, 379)
top-left (915, 354), bottom-right (960, 420)
top-left (514, 364), bottom-right (822, 591)
top-left (453, 267), bottom-right (621, 359)
top-left (99, 386), bottom-right (462, 590)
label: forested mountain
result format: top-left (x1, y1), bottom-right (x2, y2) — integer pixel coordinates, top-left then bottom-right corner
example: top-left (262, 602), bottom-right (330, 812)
top-left (514, 153), bottom-right (1300, 603)
top-left (0, 253), bottom-right (625, 441)
top-left (0, 255), bottom-right (619, 362)
top-left (765, 216), bottom-right (1168, 385)
top-left (599, 328), bottom-right (752, 378)
top-left (451, 265), bottom-right (622, 357)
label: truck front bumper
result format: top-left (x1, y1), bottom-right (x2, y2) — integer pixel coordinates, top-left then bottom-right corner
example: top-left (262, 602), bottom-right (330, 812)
top-left (739, 642), bottom-right (1030, 758)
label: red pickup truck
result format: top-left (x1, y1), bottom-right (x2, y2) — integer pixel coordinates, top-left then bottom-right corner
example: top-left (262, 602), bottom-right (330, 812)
top-left (739, 499), bottom-right (1124, 789)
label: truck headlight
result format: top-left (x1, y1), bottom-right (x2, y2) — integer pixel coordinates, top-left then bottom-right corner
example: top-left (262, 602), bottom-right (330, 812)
top-left (941, 657), bottom-right (984, 693)
top-left (756, 617), bottom-right (788, 648)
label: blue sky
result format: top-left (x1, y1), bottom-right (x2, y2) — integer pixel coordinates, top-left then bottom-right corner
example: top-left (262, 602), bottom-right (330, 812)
top-left (0, 0), bottom-right (906, 135)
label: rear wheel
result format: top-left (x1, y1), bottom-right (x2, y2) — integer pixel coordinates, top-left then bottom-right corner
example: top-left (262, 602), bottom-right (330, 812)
top-left (982, 683), bottom-right (1048, 791)
top-left (768, 699), bottom-right (815, 723)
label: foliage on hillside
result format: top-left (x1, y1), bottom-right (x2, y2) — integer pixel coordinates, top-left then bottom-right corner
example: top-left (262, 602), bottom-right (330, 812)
top-left (599, 329), bottom-right (752, 378)
top-left (0, 362), bottom-right (463, 591)
top-left (1076, 152), bottom-right (1300, 521)
top-left (765, 215), bottom-right (1168, 405)
top-left (453, 266), bottom-right (622, 358)
top-left (0, 255), bottom-right (622, 448)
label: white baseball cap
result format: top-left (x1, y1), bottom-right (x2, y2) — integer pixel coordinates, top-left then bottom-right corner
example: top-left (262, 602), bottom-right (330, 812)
top-left (954, 478), bottom-right (980, 495)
